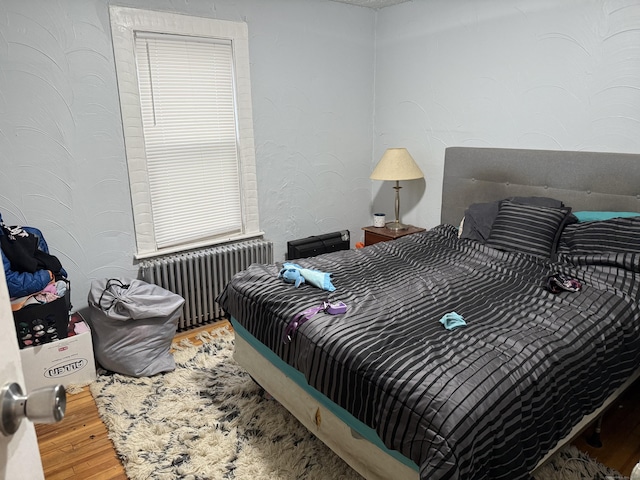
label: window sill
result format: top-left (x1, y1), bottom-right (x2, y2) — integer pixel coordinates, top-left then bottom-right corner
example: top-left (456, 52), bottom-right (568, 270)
top-left (134, 231), bottom-right (266, 261)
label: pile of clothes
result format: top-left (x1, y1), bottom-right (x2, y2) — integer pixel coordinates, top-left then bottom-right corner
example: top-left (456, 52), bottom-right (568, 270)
top-left (1, 213), bottom-right (69, 347)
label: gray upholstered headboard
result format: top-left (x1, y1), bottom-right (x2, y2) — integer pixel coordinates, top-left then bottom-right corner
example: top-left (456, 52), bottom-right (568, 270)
top-left (441, 146), bottom-right (640, 226)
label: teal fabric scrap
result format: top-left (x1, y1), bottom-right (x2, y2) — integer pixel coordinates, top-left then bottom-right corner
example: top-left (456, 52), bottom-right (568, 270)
top-left (439, 312), bottom-right (466, 330)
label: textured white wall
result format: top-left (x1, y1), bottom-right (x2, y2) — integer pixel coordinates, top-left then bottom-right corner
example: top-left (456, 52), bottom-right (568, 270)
top-left (0, 0), bottom-right (375, 310)
top-left (374, 0), bottom-right (640, 230)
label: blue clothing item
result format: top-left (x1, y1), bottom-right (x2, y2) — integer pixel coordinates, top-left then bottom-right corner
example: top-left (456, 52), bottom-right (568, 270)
top-left (439, 311), bottom-right (466, 330)
top-left (0, 213), bottom-right (67, 298)
top-left (279, 266), bottom-right (305, 288)
top-left (279, 262), bottom-right (336, 292)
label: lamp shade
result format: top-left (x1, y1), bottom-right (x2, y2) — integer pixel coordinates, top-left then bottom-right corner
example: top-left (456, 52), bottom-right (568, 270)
top-left (370, 148), bottom-right (424, 181)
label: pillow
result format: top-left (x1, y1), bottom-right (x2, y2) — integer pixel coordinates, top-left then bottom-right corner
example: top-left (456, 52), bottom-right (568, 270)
top-left (558, 216), bottom-right (640, 254)
top-left (572, 211), bottom-right (640, 222)
top-left (460, 201), bottom-right (500, 242)
top-left (486, 201), bottom-right (572, 258)
top-left (460, 196), bottom-right (565, 243)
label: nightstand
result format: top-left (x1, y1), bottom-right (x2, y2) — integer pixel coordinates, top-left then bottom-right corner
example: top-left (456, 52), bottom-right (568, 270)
top-left (362, 225), bottom-right (426, 246)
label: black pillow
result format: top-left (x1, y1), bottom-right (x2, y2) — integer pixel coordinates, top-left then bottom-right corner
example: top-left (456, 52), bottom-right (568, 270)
top-left (460, 196), bottom-right (565, 243)
top-left (558, 217), bottom-right (640, 254)
top-left (460, 201), bottom-right (500, 242)
top-left (486, 201), bottom-right (571, 258)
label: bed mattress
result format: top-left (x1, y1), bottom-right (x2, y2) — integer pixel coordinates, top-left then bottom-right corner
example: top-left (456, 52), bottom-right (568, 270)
top-left (218, 224), bottom-right (640, 479)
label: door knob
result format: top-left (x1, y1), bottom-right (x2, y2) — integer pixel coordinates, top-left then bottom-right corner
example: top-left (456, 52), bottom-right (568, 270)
top-left (0, 382), bottom-right (66, 436)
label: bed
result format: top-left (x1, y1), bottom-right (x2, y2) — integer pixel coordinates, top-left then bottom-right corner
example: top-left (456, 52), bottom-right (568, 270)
top-left (218, 146), bottom-right (640, 480)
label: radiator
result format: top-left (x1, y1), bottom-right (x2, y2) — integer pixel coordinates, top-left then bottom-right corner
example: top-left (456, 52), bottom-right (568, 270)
top-left (139, 239), bottom-right (273, 330)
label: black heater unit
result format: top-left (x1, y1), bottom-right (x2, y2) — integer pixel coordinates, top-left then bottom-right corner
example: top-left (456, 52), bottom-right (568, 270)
top-left (287, 230), bottom-right (350, 260)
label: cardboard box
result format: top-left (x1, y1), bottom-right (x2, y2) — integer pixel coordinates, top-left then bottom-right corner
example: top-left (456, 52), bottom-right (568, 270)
top-left (19, 320), bottom-right (96, 391)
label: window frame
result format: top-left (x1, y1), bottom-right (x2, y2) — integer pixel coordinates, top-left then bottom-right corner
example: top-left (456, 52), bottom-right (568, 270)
top-left (109, 6), bottom-right (261, 259)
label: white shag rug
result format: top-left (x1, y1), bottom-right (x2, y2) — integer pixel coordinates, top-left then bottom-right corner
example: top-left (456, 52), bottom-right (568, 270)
top-left (90, 326), bottom-right (625, 480)
top-left (534, 444), bottom-right (624, 480)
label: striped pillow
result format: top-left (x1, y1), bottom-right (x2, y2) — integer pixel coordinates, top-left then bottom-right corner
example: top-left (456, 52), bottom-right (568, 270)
top-left (487, 201), bottom-right (571, 258)
top-left (460, 196), bottom-right (565, 243)
top-left (558, 217), bottom-right (640, 254)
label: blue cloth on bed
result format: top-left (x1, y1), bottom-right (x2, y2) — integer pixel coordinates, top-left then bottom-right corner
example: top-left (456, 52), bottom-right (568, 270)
top-left (439, 311), bottom-right (466, 330)
top-left (279, 262), bottom-right (336, 292)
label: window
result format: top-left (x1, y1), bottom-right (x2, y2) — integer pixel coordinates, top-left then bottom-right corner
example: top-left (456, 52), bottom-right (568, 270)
top-left (110, 6), bottom-right (261, 258)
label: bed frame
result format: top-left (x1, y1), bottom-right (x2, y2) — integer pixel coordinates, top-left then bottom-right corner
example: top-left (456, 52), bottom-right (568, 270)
top-left (234, 146), bottom-right (640, 480)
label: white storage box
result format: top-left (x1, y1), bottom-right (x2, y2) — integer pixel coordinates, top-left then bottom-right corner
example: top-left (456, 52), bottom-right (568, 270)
top-left (20, 317), bottom-right (96, 391)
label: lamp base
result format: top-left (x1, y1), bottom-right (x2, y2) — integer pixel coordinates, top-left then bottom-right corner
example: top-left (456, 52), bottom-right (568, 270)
top-left (386, 221), bottom-right (408, 231)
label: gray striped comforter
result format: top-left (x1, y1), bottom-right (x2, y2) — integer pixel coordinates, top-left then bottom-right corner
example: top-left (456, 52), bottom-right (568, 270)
top-left (218, 225), bottom-right (640, 480)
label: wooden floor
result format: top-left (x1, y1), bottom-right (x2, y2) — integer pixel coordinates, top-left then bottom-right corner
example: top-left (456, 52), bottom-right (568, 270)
top-left (572, 377), bottom-right (640, 476)
top-left (36, 322), bottom-right (640, 479)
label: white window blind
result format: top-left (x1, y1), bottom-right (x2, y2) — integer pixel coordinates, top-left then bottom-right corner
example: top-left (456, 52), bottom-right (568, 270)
top-left (109, 7), bottom-right (261, 258)
top-left (135, 33), bottom-right (241, 249)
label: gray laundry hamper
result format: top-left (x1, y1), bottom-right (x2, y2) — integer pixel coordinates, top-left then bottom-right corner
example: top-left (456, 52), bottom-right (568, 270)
top-left (87, 278), bottom-right (185, 377)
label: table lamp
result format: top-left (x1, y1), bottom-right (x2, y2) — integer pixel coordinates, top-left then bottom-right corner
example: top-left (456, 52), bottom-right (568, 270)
top-left (370, 148), bottom-right (424, 231)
